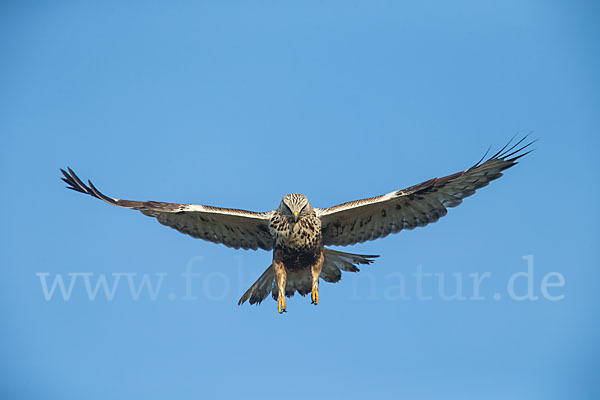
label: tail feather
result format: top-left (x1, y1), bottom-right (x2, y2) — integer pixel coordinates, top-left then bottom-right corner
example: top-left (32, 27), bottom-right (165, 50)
top-left (237, 264), bottom-right (276, 306)
top-left (320, 248), bottom-right (379, 283)
top-left (237, 248), bottom-right (379, 306)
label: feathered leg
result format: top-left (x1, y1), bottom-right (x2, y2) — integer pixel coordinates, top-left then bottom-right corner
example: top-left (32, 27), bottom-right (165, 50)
top-left (311, 253), bottom-right (324, 305)
top-left (274, 260), bottom-right (287, 313)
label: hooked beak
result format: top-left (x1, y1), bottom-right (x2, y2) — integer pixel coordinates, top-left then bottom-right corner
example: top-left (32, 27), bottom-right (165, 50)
top-left (293, 211), bottom-right (299, 222)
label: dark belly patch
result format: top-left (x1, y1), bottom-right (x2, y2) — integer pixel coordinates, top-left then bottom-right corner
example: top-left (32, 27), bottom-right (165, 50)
top-left (276, 246), bottom-right (321, 271)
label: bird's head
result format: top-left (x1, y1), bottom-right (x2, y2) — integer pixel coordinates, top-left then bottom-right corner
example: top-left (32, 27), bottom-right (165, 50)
top-left (279, 193), bottom-right (311, 222)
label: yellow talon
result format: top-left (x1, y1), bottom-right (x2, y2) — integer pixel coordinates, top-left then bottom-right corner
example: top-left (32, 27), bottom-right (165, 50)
top-left (311, 289), bottom-right (319, 305)
top-left (278, 297), bottom-right (286, 314)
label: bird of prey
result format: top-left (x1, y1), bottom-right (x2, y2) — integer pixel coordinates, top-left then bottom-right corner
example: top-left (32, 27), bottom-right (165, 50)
top-left (61, 137), bottom-right (533, 313)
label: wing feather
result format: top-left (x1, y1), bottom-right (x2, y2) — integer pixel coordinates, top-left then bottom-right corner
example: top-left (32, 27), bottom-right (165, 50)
top-left (61, 168), bottom-right (274, 251)
top-left (317, 136), bottom-right (535, 246)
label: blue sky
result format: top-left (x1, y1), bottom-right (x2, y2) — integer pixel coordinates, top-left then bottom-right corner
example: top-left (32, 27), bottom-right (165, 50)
top-left (1, 1), bottom-right (599, 399)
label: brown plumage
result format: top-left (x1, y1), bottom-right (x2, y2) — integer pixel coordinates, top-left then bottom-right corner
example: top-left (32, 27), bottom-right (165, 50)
top-left (61, 136), bottom-right (534, 313)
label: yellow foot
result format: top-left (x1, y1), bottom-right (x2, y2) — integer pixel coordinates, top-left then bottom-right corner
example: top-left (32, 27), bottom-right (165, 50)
top-left (278, 297), bottom-right (287, 314)
top-left (311, 289), bottom-right (319, 305)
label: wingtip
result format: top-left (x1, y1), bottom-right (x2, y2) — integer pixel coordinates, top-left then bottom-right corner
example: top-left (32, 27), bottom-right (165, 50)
top-left (502, 138), bottom-right (537, 162)
top-left (60, 167), bottom-right (71, 181)
top-left (481, 134), bottom-right (537, 165)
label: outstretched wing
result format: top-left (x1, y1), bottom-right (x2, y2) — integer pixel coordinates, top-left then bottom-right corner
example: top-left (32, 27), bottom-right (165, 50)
top-left (61, 168), bottom-right (275, 251)
top-left (317, 136), bottom-right (535, 246)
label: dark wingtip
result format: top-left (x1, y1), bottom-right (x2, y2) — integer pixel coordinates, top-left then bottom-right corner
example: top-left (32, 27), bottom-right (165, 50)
top-left (485, 134), bottom-right (537, 165)
top-left (61, 166), bottom-right (87, 194)
top-left (489, 133), bottom-right (518, 160)
top-left (60, 167), bottom-right (116, 205)
top-left (502, 137), bottom-right (537, 162)
top-left (473, 146), bottom-right (492, 168)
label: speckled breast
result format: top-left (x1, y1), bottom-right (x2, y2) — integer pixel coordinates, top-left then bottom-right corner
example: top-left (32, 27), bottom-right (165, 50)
top-left (271, 214), bottom-right (323, 271)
